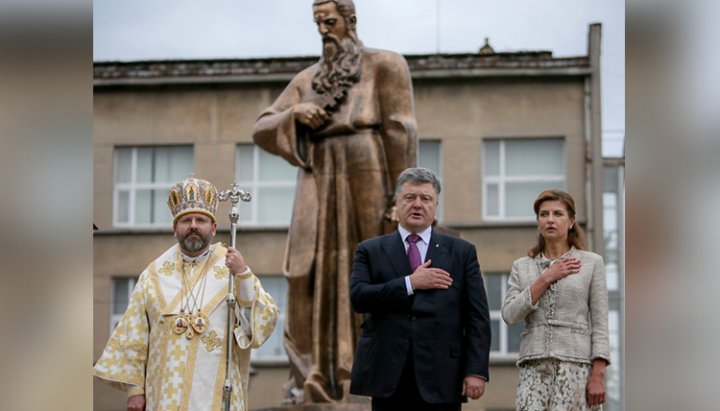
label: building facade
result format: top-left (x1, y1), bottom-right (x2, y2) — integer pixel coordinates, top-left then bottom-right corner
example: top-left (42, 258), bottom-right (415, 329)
top-left (93, 24), bottom-right (622, 411)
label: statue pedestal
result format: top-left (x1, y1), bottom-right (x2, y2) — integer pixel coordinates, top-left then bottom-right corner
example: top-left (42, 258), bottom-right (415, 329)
top-left (253, 396), bottom-right (371, 411)
top-left (253, 406), bottom-right (369, 411)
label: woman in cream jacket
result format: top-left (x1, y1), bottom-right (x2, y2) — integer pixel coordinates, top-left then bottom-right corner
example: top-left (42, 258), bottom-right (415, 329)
top-left (502, 189), bottom-right (610, 411)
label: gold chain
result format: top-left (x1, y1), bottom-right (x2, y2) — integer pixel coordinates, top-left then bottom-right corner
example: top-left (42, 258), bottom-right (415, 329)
top-left (172, 258), bottom-right (211, 339)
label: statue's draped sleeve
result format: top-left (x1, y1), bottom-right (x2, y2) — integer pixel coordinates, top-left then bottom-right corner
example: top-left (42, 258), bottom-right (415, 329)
top-left (252, 69), bottom-right (315, 170)
top-left (252, 68), bottom-right (318, 280)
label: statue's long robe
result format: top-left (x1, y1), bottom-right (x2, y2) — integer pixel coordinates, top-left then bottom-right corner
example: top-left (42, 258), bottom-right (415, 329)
top-left (252, 47), bottom-right (417, 402)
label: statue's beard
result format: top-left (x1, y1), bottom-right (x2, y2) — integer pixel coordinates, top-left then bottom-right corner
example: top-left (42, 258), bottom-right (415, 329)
top-left (311, 33), bottom-right (362, 113)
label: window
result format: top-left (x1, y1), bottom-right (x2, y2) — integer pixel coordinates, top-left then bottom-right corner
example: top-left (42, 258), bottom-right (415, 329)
top-left (110, 275), bottom-right (288, 364)
top-left (251, 276), bottom-right (288, 364)
top-left (110, 277), bottom-right (138, 332)
top-left (603, 163), bottom-right (624, 411)
top-left (418, 140), bottom-right (443, 220)
top-left (483, 138), bottom-right (565, 221)
top-left (484, 273), bottom-right (524, 359)
top-left (606, 309), bottom-right (621, 411)
top-left (114, 146), bottom-right (194, 227)
top-left (603, 165), bottom-right (623, 292)
top-left (235, 145), bottom-right (296, 226)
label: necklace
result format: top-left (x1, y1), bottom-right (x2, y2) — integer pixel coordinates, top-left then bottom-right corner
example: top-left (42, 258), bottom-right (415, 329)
top-left (173, 259), bottom-right (210, 339)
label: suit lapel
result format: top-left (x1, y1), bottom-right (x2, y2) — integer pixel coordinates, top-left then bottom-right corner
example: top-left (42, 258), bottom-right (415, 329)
top-left (425, 231), bottom-right (449, 270)
top-left (382, 232), bottom-right (412, 278)
top-left (412, 230), bottom-right (449, 307)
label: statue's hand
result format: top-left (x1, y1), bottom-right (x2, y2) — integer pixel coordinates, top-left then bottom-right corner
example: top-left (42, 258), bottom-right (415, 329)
top-left (383, 204), bottom-right (398, 222)
top-left (293, 102), bottom-right (330, 129)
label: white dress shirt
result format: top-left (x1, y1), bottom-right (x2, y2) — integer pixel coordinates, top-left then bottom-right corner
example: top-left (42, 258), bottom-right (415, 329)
top-left (398, 225), bottom-right (432, 295)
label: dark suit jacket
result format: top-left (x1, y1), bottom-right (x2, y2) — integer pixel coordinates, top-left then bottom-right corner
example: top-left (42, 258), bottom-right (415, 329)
top-left (349, 230), bottom-right (491, 404)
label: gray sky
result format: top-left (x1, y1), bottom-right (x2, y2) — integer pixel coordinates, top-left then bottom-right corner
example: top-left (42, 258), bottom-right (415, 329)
top-left (93, 0), bottom-right (624, 156)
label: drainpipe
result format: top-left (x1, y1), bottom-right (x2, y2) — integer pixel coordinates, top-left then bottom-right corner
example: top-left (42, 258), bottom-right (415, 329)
top-left (586, 23), bottom-right (604, 255)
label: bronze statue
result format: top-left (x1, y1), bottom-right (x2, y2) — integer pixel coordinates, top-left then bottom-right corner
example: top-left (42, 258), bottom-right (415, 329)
top-left (252, 0), bottom-right (417, 403)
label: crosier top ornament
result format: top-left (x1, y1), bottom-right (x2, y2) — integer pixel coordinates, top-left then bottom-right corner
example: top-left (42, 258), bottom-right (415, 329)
top-left (217, 183), bottom-right (252, 224)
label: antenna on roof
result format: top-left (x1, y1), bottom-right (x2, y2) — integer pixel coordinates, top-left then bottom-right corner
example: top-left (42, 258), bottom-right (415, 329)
top-left (436, 0), bottom-right (441, 53)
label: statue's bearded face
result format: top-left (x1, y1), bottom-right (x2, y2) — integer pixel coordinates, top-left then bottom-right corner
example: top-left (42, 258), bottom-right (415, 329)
top-left (311, 1), bottom-right (362, 111)
top-left (314, 1), bottom-right (349, 46)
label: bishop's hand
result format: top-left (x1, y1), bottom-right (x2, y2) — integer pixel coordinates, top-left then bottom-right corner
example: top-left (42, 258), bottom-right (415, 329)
top-left (127, 394), bottom-right (145, 411)
top-left (225, 247), bottom-right (247, 275)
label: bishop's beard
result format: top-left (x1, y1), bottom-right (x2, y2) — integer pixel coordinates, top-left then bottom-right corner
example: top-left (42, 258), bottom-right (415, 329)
top-left (311, 34), bottom-right (362, 113)
top-left (178, 228), bottom-right (211, 253)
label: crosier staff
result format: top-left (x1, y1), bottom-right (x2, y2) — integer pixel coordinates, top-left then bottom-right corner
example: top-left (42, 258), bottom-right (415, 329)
top-left (217, 183), bottom-right (252, 411)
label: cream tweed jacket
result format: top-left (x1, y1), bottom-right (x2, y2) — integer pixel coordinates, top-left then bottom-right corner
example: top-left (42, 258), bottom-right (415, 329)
top-left (502, 247), bottom-right (611, 367)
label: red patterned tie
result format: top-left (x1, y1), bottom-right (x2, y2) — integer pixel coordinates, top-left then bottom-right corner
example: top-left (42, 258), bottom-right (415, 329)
top-left (407, 234), bottom-right (422, 272)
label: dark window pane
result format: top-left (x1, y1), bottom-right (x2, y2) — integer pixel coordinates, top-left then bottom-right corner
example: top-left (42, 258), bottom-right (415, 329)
top-left (490, 319), bottom-right (500, 352)
top-left (508, 321), bottom-right (525, 353)
top-left (113, 279), bottom-right (130, 315)
top-left (603, 165), bottom-right (619, 192)
top-left (484, 274), bottom-right (503, 310)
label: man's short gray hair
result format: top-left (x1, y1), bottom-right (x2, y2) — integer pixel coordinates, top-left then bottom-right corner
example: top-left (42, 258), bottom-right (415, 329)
top-left (395, 167), bottom-right (442, 196)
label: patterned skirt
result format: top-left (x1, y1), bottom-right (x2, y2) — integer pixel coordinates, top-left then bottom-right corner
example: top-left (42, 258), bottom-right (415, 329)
top-left (516, 358), bottom-right (602, 411)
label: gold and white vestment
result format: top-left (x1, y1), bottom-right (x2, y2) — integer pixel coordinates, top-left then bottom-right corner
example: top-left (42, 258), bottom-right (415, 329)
top-left (94, 243), bottom-right (279, 411)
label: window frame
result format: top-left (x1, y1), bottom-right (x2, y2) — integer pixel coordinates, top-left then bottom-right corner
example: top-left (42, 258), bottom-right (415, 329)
top-left (235, 144), bottom-right (296, 228)
top-left (417, 139), bottom-right (443, 221)
top-left (112, 145), bottom-right (194, 229)
top-left (482, 138), bottom-right (566, 223)
top-left (249, 275), bottom-right (289, 365)
top-left (109, 274), bottom-right (290, 365)
top-left (110, 276), bottom-right (138, 333)
top-left (485, 272), bottom-right (524, 362)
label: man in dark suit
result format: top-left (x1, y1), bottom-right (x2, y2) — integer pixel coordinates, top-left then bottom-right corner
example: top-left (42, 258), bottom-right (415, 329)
top-left (349, 167), bottom-right (491, 411)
